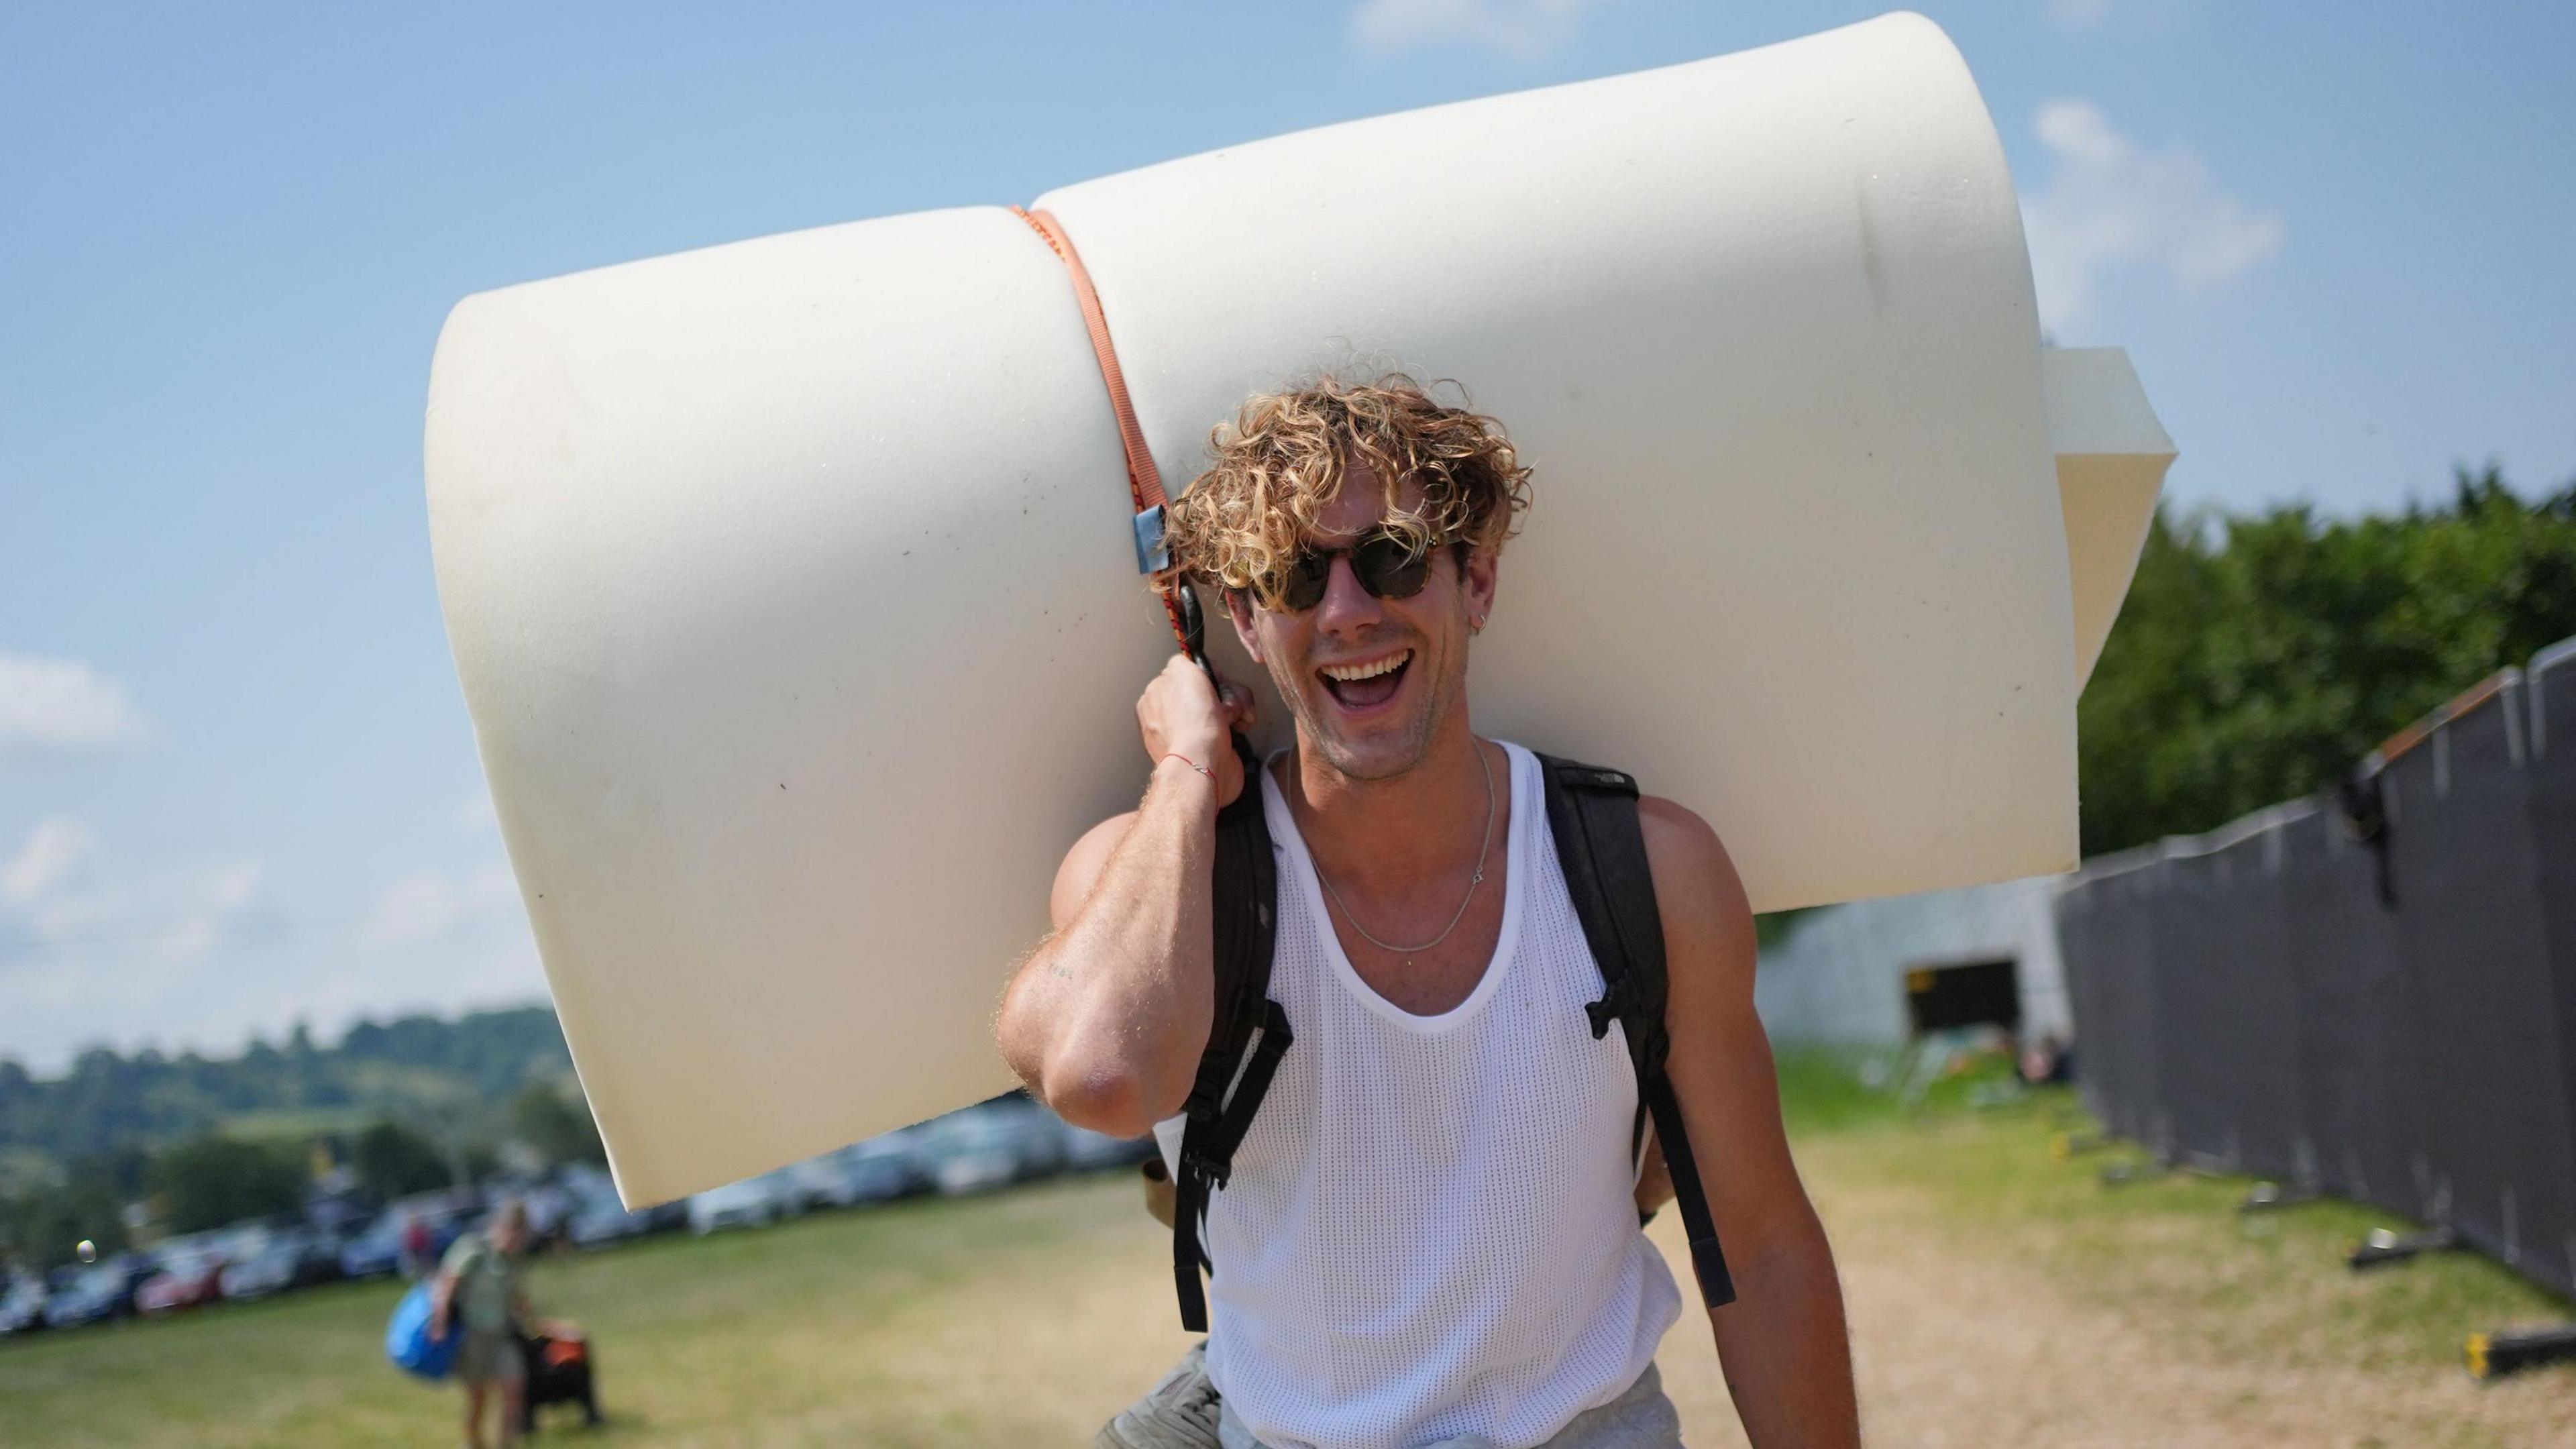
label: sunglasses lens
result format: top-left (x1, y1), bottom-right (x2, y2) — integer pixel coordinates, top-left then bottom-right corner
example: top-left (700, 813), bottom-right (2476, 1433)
top-left (1277, 549), bottom-right (1332, 611)
top-left (1355, 535), bottom-right (1432, 599)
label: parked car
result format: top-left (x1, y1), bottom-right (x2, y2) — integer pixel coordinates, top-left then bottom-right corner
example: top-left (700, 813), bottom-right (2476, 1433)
top-left (43, 1255), bottom-right (147, 1329)
top-left (341, 1192), bottom-right (475, 1279)
top-left (780, 1154), bottom-right (862, 1212)
top-left (219, 1228), bottom-right (342, 1300)
top-left (1061, 1120), bottom-right (1157, 1172)
top-left (981, 1096), bottom-right (1069, 1179)
top-left (839, 1129), bottom-right (927, 1202)
top-left (220, 1250), bottom-right (280, 1305)
top-left (336, 1218), bottom-right (406, 1280)
top-left (560, 1162), bottom-right (608, 1193)
top-left (782, 1132), bottom-right (925, 1211)
top-left (564, 1189), bottom-right (656, 1248)
top-left (0, 1273), bottom-right (48, 1335)
top-left (136, 1238), bottom-right (230, 1315)
top-left (565, 1199), bottom-right (651, 1248)
top-left (759, 1167), bottom-right (810, 1222)
top-left (483, 1176), bottom-right (578, 1244)
top-left (686, 1175), bottom-right (785, 1234)
top-left (917, 1104), bottom-right (1052, 1195)
top-left (304, 1182), bottom-right (372, 1239)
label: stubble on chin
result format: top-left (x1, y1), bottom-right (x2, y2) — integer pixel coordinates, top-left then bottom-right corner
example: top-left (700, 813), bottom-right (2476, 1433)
top-left (1278, 639), bottom-right (1463, 786)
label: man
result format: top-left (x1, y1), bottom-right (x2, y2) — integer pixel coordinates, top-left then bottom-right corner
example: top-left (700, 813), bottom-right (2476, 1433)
top-left (997, 378), bottom-right (1859, 1448)
top-left (432, 1198), bottom-right (535, 1449)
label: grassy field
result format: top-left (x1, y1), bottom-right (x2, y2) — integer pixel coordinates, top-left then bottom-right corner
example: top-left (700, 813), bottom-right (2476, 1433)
top-left (3, 1062), bottom-right (2569, 1446)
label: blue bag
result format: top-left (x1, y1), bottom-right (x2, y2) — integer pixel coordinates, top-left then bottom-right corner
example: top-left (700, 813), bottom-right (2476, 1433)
top-left (386, 1279), bottom-right (458, 1381)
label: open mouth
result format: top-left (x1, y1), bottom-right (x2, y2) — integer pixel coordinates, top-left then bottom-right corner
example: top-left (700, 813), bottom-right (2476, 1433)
top-left (1318, 648), bottom-right (1411, 711)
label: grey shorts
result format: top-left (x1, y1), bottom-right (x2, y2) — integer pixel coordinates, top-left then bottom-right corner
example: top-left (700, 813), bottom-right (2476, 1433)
top-left (1097, 1342), bottom-right (1684, 1449)
top-left (455, 1328), bottom-right (525, 1386)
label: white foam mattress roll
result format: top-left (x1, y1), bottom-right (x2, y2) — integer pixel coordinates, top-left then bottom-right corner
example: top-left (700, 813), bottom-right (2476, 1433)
top-left (427, 13), bottom-right (2146, 1205)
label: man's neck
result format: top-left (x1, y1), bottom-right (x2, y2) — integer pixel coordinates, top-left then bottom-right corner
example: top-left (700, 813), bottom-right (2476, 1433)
top-left (1280, 713), bottom-right (1495, 897)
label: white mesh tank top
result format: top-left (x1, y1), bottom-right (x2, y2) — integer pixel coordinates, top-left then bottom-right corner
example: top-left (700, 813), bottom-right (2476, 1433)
top-left (1152, 741), bottom-right (1682, 1449)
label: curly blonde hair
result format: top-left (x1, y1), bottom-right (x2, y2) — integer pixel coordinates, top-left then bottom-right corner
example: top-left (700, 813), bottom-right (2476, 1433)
top-left (1162, 375), bottom-right (1533, 609)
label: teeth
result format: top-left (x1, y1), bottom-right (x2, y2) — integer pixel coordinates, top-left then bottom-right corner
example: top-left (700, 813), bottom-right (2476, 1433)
top-left (1322, 650), bottom-right (1410, 683)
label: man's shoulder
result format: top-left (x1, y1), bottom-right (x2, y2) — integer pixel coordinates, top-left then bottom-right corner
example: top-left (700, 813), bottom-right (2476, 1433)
top-left (1517, 752), bottom-right (1741, 928)
top-left (1634, 794), bottom-right (1728, 889)
top-left (1632, 794), bottom-right (1756, 977)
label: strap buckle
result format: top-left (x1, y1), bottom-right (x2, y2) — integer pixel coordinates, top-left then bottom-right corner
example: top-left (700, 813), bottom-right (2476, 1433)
top-left (1179, 1145), bottom-right (1234, 1191)
top-left (1176, 1087), bottom-right (1232, 1189)
top-left (1587, 984), bottom-right (1669, 1063)
top-left (1585, 993), bottom-right (1621, 1040)
top-left (1134, 503), bottom-right (1170, 576)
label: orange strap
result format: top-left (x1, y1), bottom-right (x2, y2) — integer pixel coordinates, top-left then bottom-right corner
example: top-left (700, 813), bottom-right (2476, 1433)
top-left (1014, 207), bottom-right (1167, 515)
top-left (1012, 206), bottom-right (1193, 652)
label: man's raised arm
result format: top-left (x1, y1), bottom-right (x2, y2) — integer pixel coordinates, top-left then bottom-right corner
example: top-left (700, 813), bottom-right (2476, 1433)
top-left (994, 653), bottom-right (1252, 1139)
top-left (1642, 796), bottom-right (1862, 1449)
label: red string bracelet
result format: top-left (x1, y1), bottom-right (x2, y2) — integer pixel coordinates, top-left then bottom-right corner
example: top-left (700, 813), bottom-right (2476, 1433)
top-left (1160, 752), bottom-right (1216, 781)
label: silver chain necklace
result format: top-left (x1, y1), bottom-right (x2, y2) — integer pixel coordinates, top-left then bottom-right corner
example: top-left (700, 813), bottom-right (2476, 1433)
top-left (1310, 742), bottom-right (1496, 956)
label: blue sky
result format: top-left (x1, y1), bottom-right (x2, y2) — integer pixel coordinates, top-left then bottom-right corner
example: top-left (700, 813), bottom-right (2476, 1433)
top-left (4, 1), bottom-right (2571, 1072)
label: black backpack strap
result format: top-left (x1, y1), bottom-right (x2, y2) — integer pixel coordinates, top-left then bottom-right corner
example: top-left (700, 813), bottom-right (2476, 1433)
top-left (1538, 753), bottom-right (1737, 1310)
top-left (1171, 734), bottom-right (1289, 1332)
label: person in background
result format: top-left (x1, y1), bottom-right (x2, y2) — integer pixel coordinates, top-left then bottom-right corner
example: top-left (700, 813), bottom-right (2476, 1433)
top-left (2019, 1030), bottom-right (2074, 1087)
top-left (431, 1198), bottom-right (534, 1449)
top-left (401, 1212), bottom-right (433, 1280)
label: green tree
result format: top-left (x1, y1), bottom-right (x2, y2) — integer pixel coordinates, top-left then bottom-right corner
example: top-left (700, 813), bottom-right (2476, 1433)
top-left (509, 1080), bottom-right (607, 1167)
top-left (351, 1120), bottom-right (452, 1199)
top-left (148, 1137), bottom-right (306, 1234)
top-left (2079, 467), bottom-right (2576, 855)
top-left (0, 1175), bottom-right (132, 1270)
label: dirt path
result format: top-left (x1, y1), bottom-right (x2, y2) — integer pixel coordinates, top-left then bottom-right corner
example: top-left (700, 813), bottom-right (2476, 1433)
top-left (1647, 1136), bottom-right (2569, 1449)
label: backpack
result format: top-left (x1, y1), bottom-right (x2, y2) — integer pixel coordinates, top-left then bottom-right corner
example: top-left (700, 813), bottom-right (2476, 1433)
top-left (1166, 739), bottom-right (1737, 1331)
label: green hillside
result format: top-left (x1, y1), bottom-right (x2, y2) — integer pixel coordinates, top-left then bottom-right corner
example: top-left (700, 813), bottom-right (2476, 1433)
top-left (0, 1005), bottom-right (572, 1190)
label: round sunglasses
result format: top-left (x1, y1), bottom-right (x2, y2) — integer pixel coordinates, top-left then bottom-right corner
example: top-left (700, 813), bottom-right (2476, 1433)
top-left (1270, 532), bottom-right (1444, 612)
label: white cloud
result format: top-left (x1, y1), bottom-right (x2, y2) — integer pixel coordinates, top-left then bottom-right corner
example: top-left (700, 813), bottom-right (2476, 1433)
top-left (0, 851), bottom-right (262, 969)
top-left (0, 651), bottom-right (145, 750)
top-left (466, 863), bottom-right (518, 914)
top-left (1349, 0), bottom-right (1619, 58)
top-left (0, 849), bottom-right (547, 1074)
top-left (454, 791), bottom-right (498, 831)
top-left (2020, 98), bottom-right (2284, 333)
top-left (366, 869), bottom-right (460, 948)
top-left (22, 890), bottom-right (111, 947)
top-left (364, 861), bottom-right (521, 949)
top-left (2, 818), bottom-right (94, 906)
top-left (154, 860), bottom-right (265, 965)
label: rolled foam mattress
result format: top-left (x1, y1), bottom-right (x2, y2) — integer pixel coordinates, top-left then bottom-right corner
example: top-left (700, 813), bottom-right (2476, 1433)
top-left (426, 12), bottom-right (2171, 1205)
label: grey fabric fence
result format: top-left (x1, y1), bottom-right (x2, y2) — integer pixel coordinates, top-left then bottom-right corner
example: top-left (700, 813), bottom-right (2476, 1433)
top-left (2057, 636), bottom-right (2576, 1299)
